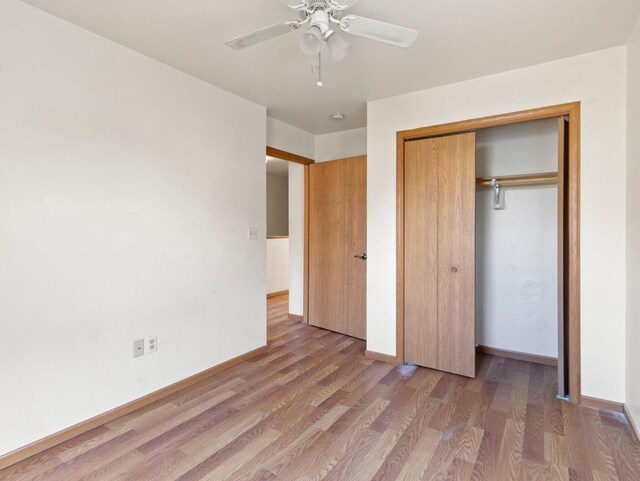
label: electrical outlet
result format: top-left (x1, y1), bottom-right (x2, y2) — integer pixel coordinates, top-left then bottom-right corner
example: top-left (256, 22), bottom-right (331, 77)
top-left (133, 339), bottom-right (144, 358)
top-left (247, 226), bottom-right (258, 240)
top-left (148, 335), bottom-right (158, 354)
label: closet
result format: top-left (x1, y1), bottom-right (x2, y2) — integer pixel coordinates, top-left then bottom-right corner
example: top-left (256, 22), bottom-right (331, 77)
top-left (402, 115), bottom-right (569, 396)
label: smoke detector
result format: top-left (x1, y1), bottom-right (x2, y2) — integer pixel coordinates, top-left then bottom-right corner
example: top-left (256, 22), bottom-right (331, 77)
top-left (331, 113), bottom-right (345, 121)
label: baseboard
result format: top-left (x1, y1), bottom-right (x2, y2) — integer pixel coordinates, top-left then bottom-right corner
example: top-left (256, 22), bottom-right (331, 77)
top-left (288, 313), bottom-right (304, 321)
top-left (0, 344), bottom-right (269, 471)
top-left (365, 350), bottom-right (397, 364)
top-left (579, 395), bottom-right (625, 413)
top-left (624, 404), bottom-right (640, 442)
top-left (267, 290), bottom-right (288, 299)
top-left (476, 345), bottom-right (558, 367)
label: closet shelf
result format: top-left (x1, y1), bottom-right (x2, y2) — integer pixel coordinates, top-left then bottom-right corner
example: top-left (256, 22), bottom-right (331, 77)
top-left (476, 172), bottom-right (558, 189)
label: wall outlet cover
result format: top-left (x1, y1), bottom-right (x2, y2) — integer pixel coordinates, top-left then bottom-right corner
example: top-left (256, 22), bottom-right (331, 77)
top-left (148, 335), bottom-right (158, 353)
top-left (133, 339), bottom-right (144, 358)
top-left (248, 226), bottom-right (258, 240)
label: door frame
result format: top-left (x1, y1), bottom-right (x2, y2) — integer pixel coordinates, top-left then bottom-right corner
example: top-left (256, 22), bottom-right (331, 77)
top-left (266, 146), bottom-right (314, 323)
top-left (395, 102), bottom-right (582, 403)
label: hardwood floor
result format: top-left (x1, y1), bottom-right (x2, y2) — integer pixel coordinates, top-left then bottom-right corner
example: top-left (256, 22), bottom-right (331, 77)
top-left (2, 294), bottom-right (639, 480)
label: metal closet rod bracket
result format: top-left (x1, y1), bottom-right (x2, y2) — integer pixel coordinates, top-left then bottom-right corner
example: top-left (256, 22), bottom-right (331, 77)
top-left (476, 171), bottom-right (559, 210)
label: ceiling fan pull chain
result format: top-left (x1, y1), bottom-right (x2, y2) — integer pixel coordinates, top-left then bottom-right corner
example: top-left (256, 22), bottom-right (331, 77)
top-left (317, 52), bottom-right (323, 87)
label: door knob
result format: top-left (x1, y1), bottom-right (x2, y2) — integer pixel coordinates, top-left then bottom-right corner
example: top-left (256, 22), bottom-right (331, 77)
top-left (354, 253), bottom-right (367, 260)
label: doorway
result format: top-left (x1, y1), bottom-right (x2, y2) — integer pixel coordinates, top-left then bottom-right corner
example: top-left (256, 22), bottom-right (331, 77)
top-left (265, 147), bottom-right (314, 321)
top-left (396, 102), bottom-right (581, 402)
top-left (266, 156), bottom-right (290, 299)
top-left (264, 148), bottom-right (368, 341)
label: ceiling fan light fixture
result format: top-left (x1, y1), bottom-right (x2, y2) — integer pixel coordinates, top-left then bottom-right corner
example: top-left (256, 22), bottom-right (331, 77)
top-left (325, 30), bottom-right (350, 61)
top-left (226, 0), bottom-right (419, 86)
top-left (299, 26), bottom-right (323, 56)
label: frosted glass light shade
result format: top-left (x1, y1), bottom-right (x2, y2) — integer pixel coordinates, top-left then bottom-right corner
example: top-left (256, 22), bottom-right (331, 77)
top-left (326, 31), bottom-right (350, 61)
top-left (299, 27), bottom-right (322, 56)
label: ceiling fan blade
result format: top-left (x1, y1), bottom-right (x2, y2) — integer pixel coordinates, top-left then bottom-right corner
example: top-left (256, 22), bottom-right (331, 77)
top-left (226, 22), bottom-right (299, 50)
top-left (274, 0), bottom-right (307, 8)
top-left (340, 15), bottom-right (418, 48)
top-left (275, 0), bottom-right (359, 10)
top-left (330, 0), bottom-right (360, 9)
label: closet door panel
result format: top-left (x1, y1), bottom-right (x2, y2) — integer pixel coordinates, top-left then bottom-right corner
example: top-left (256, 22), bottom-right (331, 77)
top-left (436, 133), bottom-right (476, 378)
top-left (404, 139), bottom-right (439, 369)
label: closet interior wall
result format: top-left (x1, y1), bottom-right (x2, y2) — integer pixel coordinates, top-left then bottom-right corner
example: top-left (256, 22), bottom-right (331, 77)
top-left (475, 119), bottom-right (559, 360)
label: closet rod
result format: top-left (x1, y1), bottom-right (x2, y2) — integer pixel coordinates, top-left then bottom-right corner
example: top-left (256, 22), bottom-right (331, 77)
top-left (476, 172), bottom-right (558, 189)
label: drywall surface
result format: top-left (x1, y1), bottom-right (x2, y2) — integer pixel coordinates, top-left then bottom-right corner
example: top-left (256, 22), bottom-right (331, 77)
top-left (288, 162), bottom-right (305, 316)
top-left (0, 0), bottom-right (266, 455)
top-left (267, 238), bottom-right (289, 294)
top-left (368, 47), bottom-right (627, 402)
top-left (626, 18), bottom-right (640, 432)
top-left (267, 117), bottom-right (315, 160)
top-left (476, 120), bottom-right (558, 358)
top-left (315, 127), bottom-right (367, 162)
top-left (267, 174), bottom-right (289, 236)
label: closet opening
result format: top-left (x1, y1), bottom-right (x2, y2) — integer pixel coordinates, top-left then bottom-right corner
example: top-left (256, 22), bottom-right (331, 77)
top-left (396, 102), bottom-right (580, 403)
top-left (475, 118), bottom-right (568, 398)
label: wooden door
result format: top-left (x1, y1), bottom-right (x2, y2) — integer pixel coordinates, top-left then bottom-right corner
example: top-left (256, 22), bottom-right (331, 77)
top-left (404, 133), bottom-right (476, 377)
top-left (308, 156), bottom-right (367, 340)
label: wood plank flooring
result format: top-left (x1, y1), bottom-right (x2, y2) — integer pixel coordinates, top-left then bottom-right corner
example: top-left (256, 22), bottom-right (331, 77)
top-left (2, 294), bottom-right (639, 480)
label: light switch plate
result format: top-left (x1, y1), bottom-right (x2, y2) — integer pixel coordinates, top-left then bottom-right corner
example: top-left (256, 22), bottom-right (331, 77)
top-left (133, 339), bottom-right (144, 358)
top-left (247, 227), bottom-right (258, 240)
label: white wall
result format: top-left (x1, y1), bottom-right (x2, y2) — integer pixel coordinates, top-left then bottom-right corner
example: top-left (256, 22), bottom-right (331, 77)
top-left (288, 163), bottom-right (305, 316)
top-left (476, 120), bottom-right (558, 358)
top-left (0, 0), bottom-right (267, 456)
top-left (368, 47), bottom-right (627, 402)
top-left (267, 117), bottom-right (315, 160)
top-left (267, 238), bottom-right (289, 294)
top-left (266, 174), bottom-right (289, 236)
top-left (626, 18), bottom-right (640, 430)
top-left (315, 127), bottom-right (367, 162)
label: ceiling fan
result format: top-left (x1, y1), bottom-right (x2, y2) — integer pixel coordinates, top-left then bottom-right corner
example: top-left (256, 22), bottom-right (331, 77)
top-left (225, 0), bottom-right (418, 84)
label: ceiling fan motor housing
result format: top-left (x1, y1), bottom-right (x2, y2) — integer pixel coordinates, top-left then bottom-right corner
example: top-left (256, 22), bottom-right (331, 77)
top-left (307, 0), bottom-right (333, 10)
top-left (309, 10), bottom-right (331, 35)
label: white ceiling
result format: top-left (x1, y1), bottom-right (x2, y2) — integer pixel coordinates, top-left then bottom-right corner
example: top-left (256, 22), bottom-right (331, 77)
top-left (20, 0), bottom-right (640, 134)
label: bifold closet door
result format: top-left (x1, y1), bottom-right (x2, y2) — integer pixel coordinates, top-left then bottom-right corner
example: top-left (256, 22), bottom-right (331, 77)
top-left (308, 156), bottom-right (367, 340)
top-left (404, 133), bottom-right (476, 378)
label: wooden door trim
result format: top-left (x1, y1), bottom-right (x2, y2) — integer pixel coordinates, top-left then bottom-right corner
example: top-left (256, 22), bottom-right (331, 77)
top-left (396, 102), bottom-right (582, 403)
top-left (266, 146), bottom-right (313, 323)
top-left (266, 146), bottom-right (315, 165)
top-left (304, 165), bottom-right (310, 323)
